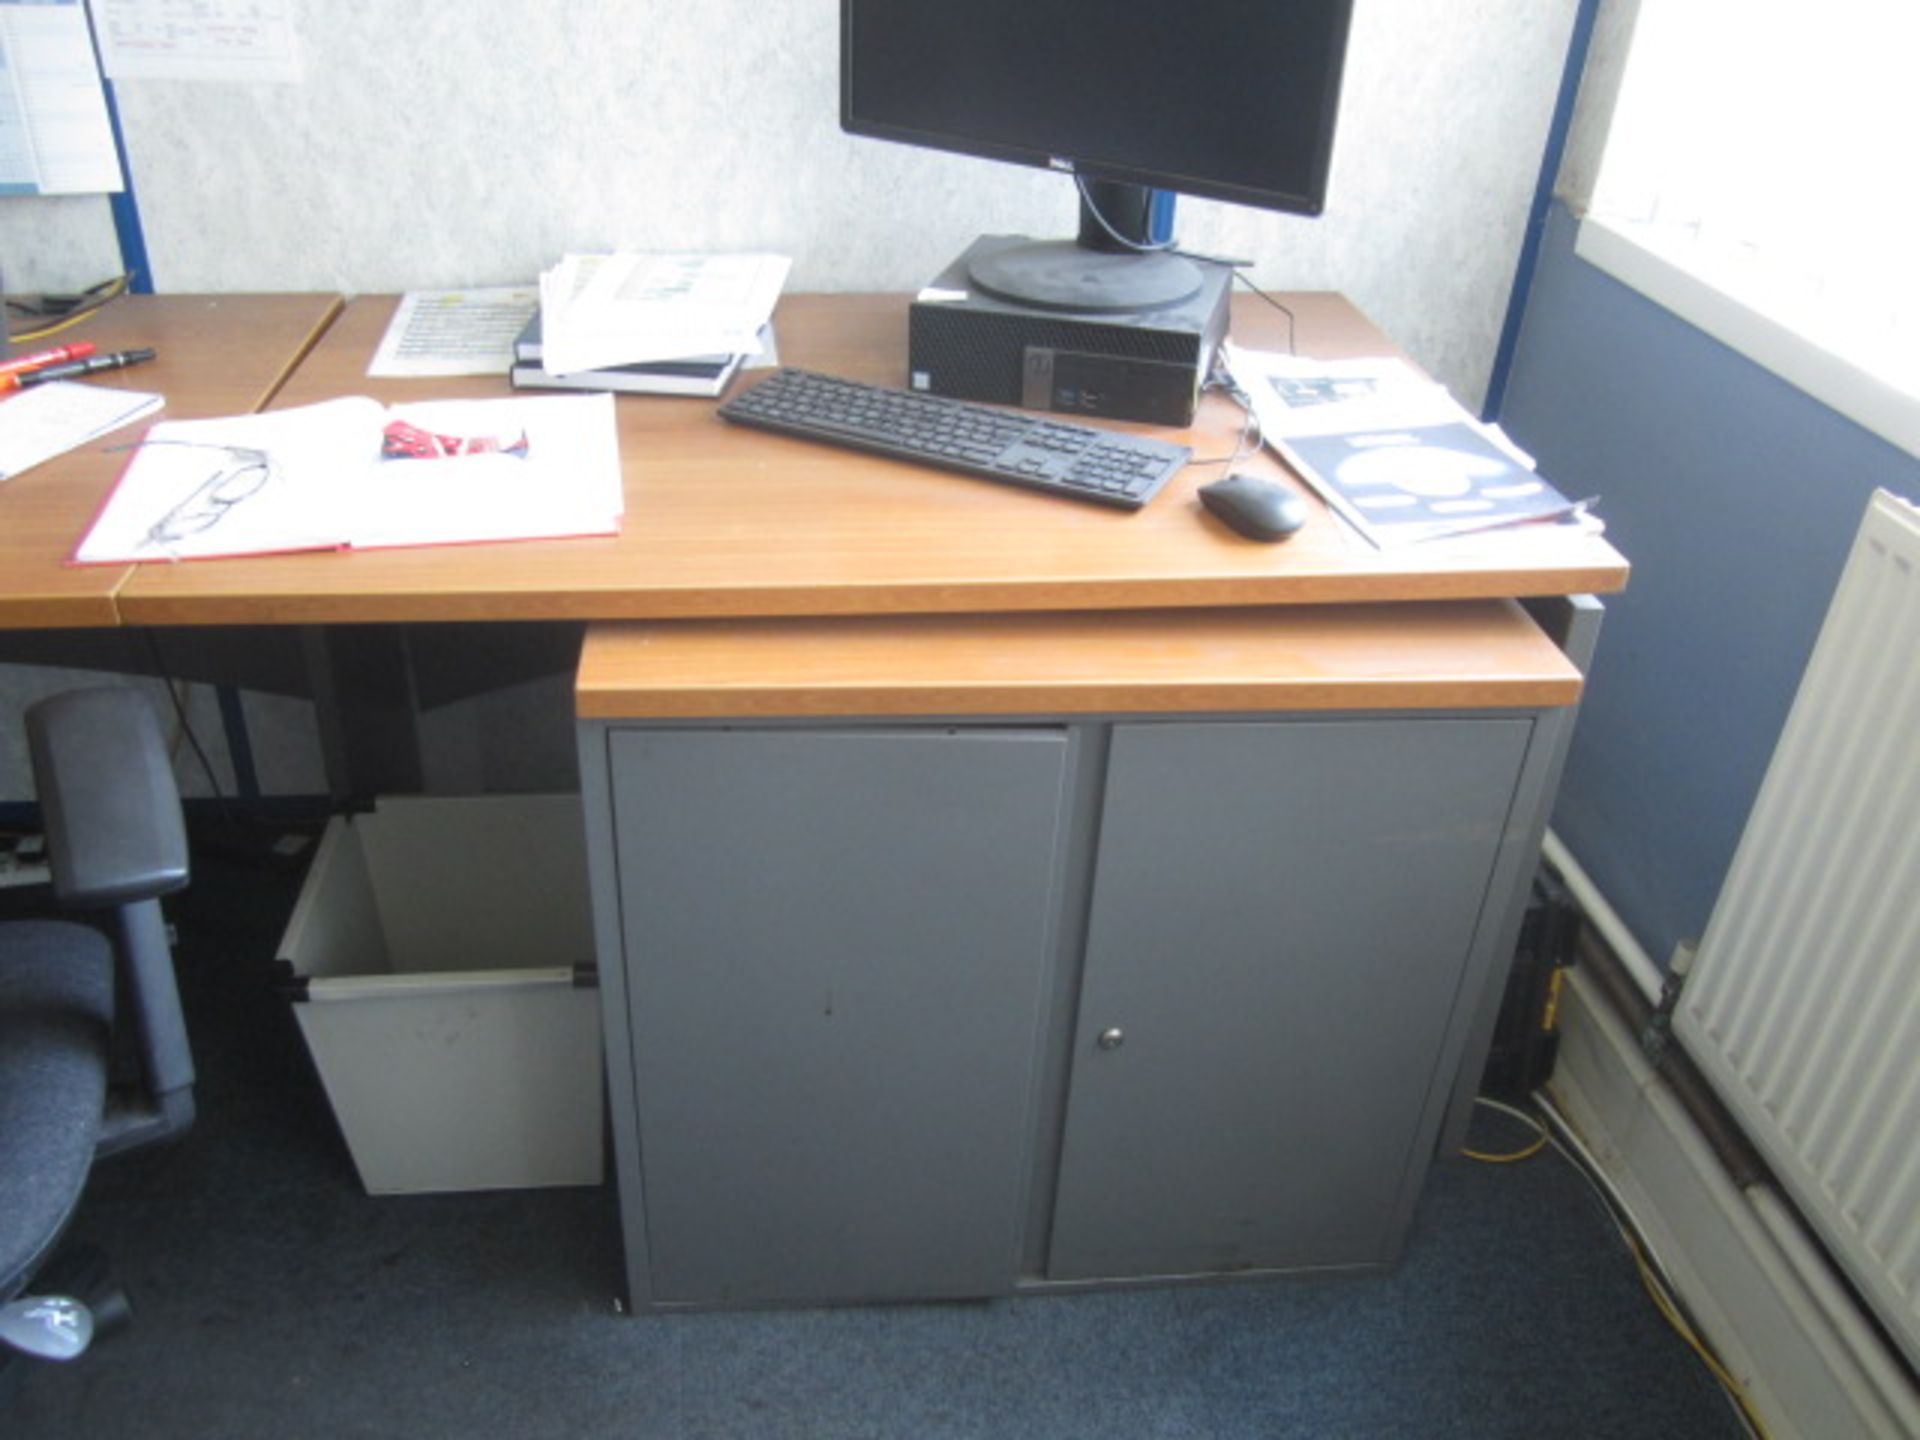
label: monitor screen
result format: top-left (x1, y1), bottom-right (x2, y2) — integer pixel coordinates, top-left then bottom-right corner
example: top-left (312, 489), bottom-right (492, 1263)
top-left (841, 2), bottom-right (1353, 225)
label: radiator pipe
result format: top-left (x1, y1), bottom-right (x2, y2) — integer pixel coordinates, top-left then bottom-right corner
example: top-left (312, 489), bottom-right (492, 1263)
top-left (1546, 837), bottom-right (1920, 1425)
top-left (1542, 829), bottom-right (1665, 1000)
top-left (1747, 1186), bottom-right (1920, 1436)
top-left (1538, 830), bottom-right (1767, 1182)
top-left (1564, 913), bottom-right (1771, 1191)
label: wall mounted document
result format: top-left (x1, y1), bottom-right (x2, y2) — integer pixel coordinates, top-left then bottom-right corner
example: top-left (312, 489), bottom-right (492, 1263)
top-left (0, 0), bottom-right (124, 194)
top-left (90, 0), bottom-right (303, 84)
top-left (73, 393), bottom-right (622, 563)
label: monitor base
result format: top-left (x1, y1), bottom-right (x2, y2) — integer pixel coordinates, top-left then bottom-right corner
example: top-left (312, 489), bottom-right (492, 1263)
top-left (966, 240), bottom-right (1204, 314)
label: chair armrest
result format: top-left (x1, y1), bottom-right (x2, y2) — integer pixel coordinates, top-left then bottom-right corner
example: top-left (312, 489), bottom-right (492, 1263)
top-left (27, 688), bottom-right (188, 910)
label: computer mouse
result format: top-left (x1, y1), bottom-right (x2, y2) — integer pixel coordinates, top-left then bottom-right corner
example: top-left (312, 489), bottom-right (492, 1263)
top-left (1198, 473), bottom-right (1308, 542)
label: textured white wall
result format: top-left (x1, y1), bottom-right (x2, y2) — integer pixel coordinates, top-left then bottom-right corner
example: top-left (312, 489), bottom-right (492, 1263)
top-left (1557, 0), bottom-right (1641, 210)
top-left (2, 0), bottom-right (1578, 410)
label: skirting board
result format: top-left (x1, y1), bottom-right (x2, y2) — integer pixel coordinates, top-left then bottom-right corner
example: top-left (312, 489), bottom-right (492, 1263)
top-left (1547, 968), bottom-right (1920, 1440)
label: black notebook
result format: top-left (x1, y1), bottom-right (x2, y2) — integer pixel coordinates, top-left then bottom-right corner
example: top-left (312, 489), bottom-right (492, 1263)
top-left (508, 312), bottom-right (744, 397)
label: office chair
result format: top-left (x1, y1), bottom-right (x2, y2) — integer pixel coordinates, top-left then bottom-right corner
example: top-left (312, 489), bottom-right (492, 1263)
top-left (0, 687), bottom-right (192, 1369)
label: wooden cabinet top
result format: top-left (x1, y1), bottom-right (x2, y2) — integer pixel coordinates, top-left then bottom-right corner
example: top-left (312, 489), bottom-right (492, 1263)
top-left (577, 600), bottom-right (1584, 719)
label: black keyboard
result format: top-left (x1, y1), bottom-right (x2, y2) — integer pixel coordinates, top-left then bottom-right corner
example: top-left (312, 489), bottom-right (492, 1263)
top-left (718, 367), bottom-right (1190, 510)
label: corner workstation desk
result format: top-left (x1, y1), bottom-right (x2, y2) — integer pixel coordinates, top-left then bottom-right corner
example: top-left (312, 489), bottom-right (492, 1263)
top-left (16, 289), bottom-right (1628, 1312)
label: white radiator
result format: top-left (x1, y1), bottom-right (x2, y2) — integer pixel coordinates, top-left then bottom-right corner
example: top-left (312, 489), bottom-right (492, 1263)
top-left (1675, 488), bottom-right (1920, 1370)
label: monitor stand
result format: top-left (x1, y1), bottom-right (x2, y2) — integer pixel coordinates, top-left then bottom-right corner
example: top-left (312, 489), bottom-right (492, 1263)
top-left (964, 180), bottom-right (1204, 314)
top-left (967, 242), bottom-right (1204, 314)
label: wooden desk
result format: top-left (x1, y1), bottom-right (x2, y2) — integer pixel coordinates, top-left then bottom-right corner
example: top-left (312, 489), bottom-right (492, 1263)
top-left (11, 290), bottom-right (1617, 1312)
top-left (115, 293), bottom-right (1626, 627)
top-left (0, 294), bottom-right (341, 629)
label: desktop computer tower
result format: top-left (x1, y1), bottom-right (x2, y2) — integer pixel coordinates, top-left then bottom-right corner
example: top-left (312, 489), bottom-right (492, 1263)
top-left (906, 236), bottom-right (1231, 427)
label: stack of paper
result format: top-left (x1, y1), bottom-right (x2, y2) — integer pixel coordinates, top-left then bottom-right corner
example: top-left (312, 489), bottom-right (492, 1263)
top-left (74, 393), bottom-right (623, 564)
top-left (508, 314), bottom-right (768, 398)
top-left (533, 252), bottom-right (789, 379)
top-left (1225, 344), bottom-right (1595, 548)
top-left (0, 381), bottom-right (163, 483)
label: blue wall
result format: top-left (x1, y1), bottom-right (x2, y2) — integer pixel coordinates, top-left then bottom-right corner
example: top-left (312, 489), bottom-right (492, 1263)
top-left (1501, 204), bottom-right (1920, 965)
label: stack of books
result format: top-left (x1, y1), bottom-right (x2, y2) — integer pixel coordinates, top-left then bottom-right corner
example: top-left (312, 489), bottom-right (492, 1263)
top-left (508, 313), bottom-right (758, 397)
top-left (510, 252), bottom-right (788, 399)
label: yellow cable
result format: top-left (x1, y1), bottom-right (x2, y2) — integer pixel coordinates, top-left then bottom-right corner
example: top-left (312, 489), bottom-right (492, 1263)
top-left (1460, 1133), bottom-right (1549, 1163)
top-left (1624, 1225), bottom-right (1771, 1438)
top-left (1532, 1094), bottom-right (1773, 1440)
top-left (1461, 1095), bottom-right (1552, 1163)
top-left (1465, 1093), bottom-right (1769, 1436)
top-left (8, 275), bottom-right (131, 342)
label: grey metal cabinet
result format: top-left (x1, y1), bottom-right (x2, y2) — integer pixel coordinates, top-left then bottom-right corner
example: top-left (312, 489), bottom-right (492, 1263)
top-left (603, 727), bottom-right (1071, 1306)
top-left (587, 709), bottom-right (1544, 1307)
top-left (1046, 718), bottom-right (1532, 1281)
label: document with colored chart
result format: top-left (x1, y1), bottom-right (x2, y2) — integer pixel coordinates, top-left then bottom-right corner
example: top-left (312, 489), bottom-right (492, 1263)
top-left (1225, 343), bottom-right (1596, 547)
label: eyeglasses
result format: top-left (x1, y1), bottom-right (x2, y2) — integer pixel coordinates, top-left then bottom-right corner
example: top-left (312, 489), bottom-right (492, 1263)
top-left (131, 442), bottom-right (277, 551)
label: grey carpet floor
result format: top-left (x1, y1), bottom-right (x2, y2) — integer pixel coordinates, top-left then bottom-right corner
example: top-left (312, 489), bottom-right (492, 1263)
top-left (7, 828), bottom-right (1749, 1439)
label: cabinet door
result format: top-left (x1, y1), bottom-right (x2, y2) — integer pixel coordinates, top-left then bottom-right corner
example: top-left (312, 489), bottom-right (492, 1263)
top-left (1049, 718), bottom-right (1530, 1280)
top-left (609, 727), bottom-right (1068, 1305)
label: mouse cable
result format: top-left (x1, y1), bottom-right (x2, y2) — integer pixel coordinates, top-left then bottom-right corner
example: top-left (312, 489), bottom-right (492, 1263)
top-left (1188, 368), bottom-right (1263, 471)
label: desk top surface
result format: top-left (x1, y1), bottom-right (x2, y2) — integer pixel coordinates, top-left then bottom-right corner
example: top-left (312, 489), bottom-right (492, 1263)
top-left (0, 293), bottom-right (342, 629)
top-left (82, 291), bottom-right (1623, 627)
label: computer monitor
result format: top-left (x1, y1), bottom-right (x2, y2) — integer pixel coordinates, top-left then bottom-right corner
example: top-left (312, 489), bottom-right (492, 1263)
top-left (840, 1), bottom-right (1354, 313)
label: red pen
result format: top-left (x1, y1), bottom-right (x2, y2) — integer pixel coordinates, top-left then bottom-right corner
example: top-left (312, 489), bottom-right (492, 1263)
top-left (0, 341), bottom-right (98, 384)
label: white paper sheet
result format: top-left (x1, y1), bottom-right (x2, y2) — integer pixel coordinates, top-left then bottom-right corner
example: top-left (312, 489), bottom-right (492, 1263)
top-left (539, 252), bottom-right (789, 375)
top-left (348, 395), bottom-right (624, 551)
top-left (90, 0), bottom-right (303, 84)
top-left (368, 288), bottom-right (540, 378)
top-left (0, 1), bottom-right (123, 195)
top-left (0, 380), bottom-right (161, 482)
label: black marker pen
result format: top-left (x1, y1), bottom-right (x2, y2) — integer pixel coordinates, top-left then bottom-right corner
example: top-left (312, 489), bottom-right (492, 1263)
top-left (17, 348), bottom-right (158, 386)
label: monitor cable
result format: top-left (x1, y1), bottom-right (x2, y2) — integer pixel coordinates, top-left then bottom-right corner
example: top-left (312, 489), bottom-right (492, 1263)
top-left (1073, 174), bottom-right (1182, 255)
top-left (1073, 174), bottom-right (1301, 356)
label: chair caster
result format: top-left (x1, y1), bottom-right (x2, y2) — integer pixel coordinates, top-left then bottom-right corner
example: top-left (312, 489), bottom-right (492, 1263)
top-left (0, 1295), bottom-right (95, 1362)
